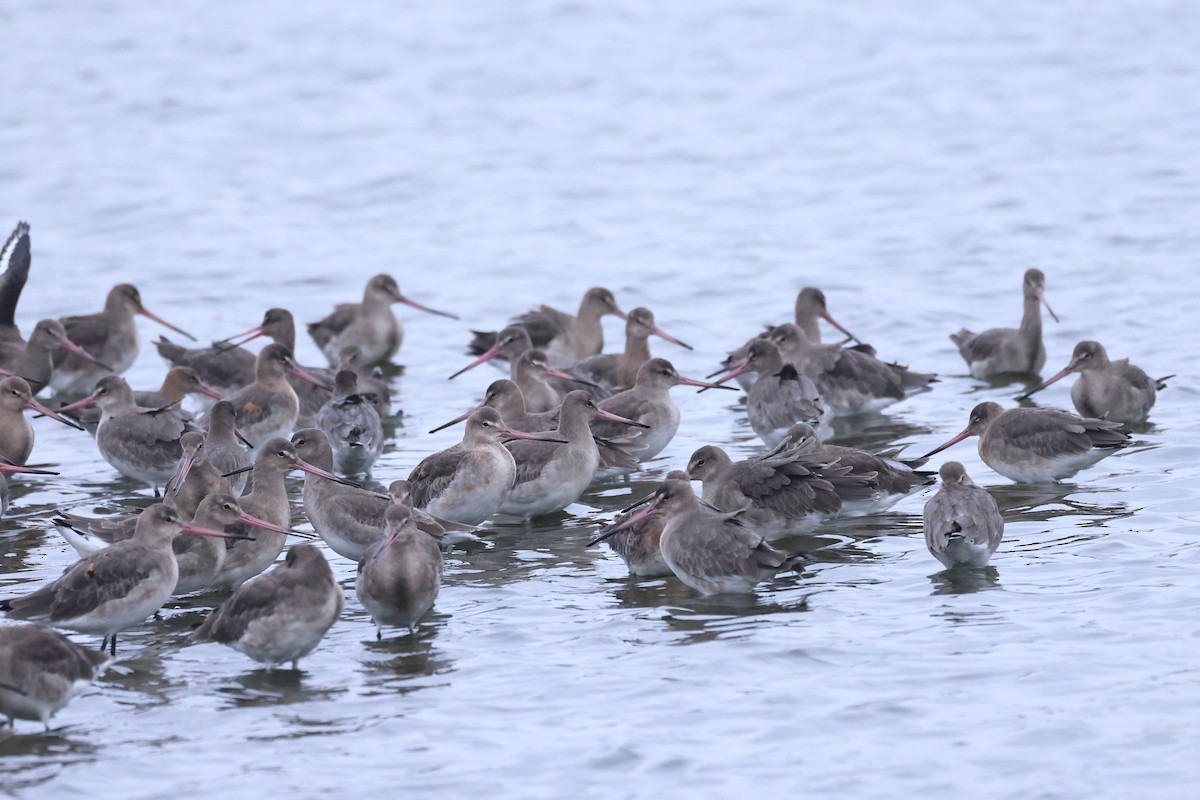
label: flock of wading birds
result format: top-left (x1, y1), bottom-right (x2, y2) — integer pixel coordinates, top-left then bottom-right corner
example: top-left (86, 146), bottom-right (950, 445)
top-left (0, 221), bottom-right (1171, 731)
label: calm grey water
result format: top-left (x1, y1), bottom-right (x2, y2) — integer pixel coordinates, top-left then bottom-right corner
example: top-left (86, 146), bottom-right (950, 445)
top-left (3, 1), bottom-right (1199, 797)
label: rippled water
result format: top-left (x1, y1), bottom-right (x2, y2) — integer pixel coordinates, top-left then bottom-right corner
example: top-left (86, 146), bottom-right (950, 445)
top-left (3, 0), bottom-right (1199, 796)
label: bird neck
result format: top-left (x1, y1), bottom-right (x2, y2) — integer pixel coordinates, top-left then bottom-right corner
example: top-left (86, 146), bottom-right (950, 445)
top-left (249, 465), bottom-right (288, 504)
top-left (558, 409), bottom-right (594, 442)
top-left (157, 377), bottom-right (187, 402)
top-left (271, 322), bottom-right (297, 353)
top-left (1018, 294), bottom-right (1042, 337)
top-left (794, 314), bottom-right (821, 343)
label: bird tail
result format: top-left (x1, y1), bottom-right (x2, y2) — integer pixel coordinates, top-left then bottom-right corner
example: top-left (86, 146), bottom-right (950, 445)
top-left (896, 364), bottom-right (939, 390)
top-left (466, 330), bottom-right (497, 357)
top-left (1156, 374), bottom-right (1174, 391)
top-left (595, 433), bottom-right (645, 471)
top-left (0, 588), bottom-right (53, 620)
top-left (154, 336), bottom-right (188, 363)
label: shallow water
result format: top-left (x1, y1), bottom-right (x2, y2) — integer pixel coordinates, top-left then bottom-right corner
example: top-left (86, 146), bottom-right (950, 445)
top-left (2, 0), bottom-right (1199, 797)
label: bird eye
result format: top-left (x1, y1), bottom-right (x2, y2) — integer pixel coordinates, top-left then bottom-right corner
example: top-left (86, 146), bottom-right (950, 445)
top-left (696, 459), bottom-right (706, 466)
top-left (276, 450), bottom-right (286, 457)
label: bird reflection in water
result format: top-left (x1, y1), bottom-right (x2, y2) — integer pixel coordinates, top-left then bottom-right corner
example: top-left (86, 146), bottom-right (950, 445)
top-left (0, 730), bottom-right (100, 790)
top-left (610, 578), bottom-right (810, 645)
top-left (929, 566), bottom-right (1002, 596)
top-left (989, 483), bottom-right (1132, 529)
top-left (361, 637), bottom-right (454, 697)
top-left (826, 417), bottom-right (932, 456)
top-left (218, 670), bottom-right (345, 709)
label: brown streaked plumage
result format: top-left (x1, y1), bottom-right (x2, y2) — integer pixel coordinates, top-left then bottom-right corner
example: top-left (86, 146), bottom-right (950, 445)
top-left (500, 391), bottom-right (635, 519)
top-left (220, 343), bottom-right (330, 447)
top-left (0, 318), bottom-right (109, 396)
top-left (590, 359), bottom-right (733, 462)
top-left (923, 462), bottom-right (1004, 568)
top-left (51, 283), bottom-right (195, 396)
top-left (355, 502), bottom-right (443, 638)
top-left (569, 306), bottom-right (692, 392)
top-left (0, 375), bottom-right (84, 465)
top-left (0, 624), bottom-right (110, 730)
top-left (308, 274), bottom-right (457, 367)
top-left (316, 370), bottom-right (383, 477)
top-left (3, 504), bottom-right (240, 654)
top-left (467, 287), bottom-right (626, 367)
top-left (212, 438), bottom-right (322, 591)
top-left (88, 375), bottom-right (190, 489)
top-left (709, 338), bottom-right (826, 446)
top-left (772, 423), bottom-right (935, 514)
top-left (587, 470), bottom-right (689, 578)
top-left (407, 409), bottom-right (558, 526)
top-left (191, 544), bottom-right (343, 670)
top-left (593, 478), bottom-right (807, 595)
top-left (156, 306), bottom-right (296, 395)
top-left (921, 401), bottom-right (1130, 483)
top-left (951, 268), bottom-right (1058, 379)
top-left (1018, 340), bottom-right (1168, 425)
top-left (717, 287), bottom-right (862, 391)
top-left (768, 323), bottom-right (936, 415)
top-left (686, 444), bottom-right (875, 537)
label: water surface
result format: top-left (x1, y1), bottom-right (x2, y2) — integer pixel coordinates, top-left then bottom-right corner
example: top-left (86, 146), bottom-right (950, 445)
top-left (2, 1), bottom-right (1198, 797)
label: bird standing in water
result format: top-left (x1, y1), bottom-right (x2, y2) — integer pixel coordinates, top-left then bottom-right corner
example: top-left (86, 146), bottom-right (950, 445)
top-left (922, 462), bottom-right (1004, 568)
